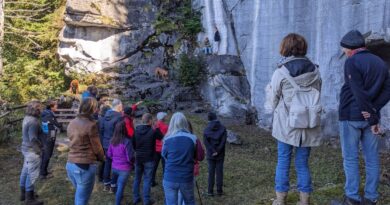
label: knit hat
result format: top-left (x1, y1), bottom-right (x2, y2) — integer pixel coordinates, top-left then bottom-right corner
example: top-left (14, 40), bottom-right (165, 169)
top-left (340, 30), bottom-right (365, 49)
top-left (157, 112), bottom-right (167, 120)
top-left (208, 112), bottom-right (217, 121)
top-left (124, 106), bottom-right (133, 116)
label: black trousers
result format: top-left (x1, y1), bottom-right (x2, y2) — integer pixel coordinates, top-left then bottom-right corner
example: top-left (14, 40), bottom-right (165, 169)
top-left (40, 136), bottom-right (56, 176)
top-left (151, 152), bottom-right (165, 184)
top-left (207, 158), bottom-right (224, 194)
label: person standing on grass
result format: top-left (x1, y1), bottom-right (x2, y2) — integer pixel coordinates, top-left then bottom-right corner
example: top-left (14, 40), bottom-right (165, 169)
top-left (19, 100), bottom-right (44, 205)
top-left (124, 101), bottom-right (143, 138)
top-left (162, 112), bottom-right (205, 205)
top-left (269, 33), bottom-right (322, 205)
top-left (133, 113), bottom-right (164, 205)
top-left (66, 97), bottom-right (105, 205)
top-left (203, 112), bottom-right (227, 197)
top-left (98, 104), bottom-right (112, 183)
top-left (101, 99), bottom-right (124, 191)
top-left (107, 121), bottom-right (135, 205)
top-left (39, 100), bottom-right (63, 179)
top-left (151, 112), bottom-right (169, 187)
top-left (331, 30), bottom-right (390, 205)
top-left (178, 120), bottom-right (205, 205)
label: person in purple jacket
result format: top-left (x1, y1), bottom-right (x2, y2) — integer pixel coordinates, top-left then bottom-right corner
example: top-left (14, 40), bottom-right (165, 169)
top-left (107, 121), bottom-right (135, 205)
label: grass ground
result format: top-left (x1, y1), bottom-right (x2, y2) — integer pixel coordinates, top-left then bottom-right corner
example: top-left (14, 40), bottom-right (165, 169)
top-left (0, 114), bottom-right (389, 205)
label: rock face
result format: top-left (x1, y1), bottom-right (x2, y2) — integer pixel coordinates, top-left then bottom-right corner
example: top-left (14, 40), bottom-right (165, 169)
top-left (201, 55), bottom-right (251, 119)
top-left (58, 0), bottom-right (166, 73)
top-left (196, 0), bottom-right (390, 138)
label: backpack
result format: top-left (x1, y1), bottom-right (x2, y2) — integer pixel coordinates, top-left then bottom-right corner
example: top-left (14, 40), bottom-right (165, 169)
top-left (279, 66), bottom-right (322, 129)
top-left (41, 121), bottom-right (49, 134)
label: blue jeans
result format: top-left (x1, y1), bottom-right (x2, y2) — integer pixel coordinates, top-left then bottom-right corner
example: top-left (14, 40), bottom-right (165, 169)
top-left (275, 140), bottom-right (312, 193)
top-left (66, 162), bottom-right (97, 205)
top-left (339, 121), bottom-right (380, 202)
top-left (103, 148), bottom-right (112, 185)
top-left (112, 169), bottom-right (130, 205)
top-left (20, 168), bottom-right (33, 191)
top-left (164, 180), bottom-right (195, 205)
top-left (133, 161), bottom-right (154, 204)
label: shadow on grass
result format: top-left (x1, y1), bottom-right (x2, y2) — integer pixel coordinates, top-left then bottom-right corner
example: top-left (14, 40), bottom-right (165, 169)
top-left (0, 114), bottom-right (389, 205)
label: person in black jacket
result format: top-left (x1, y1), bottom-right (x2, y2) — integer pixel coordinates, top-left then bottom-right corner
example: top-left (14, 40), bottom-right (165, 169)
top-left (39, 100), bottom-right (63, 179)
top-left (132, 113), bottom-right (163, 205)
top-left (333, 30), bottom-right (390, 205)
top-left (203, 112), bottom-right (227, 196)
top-left (213, 26), bottom-right (220, 55)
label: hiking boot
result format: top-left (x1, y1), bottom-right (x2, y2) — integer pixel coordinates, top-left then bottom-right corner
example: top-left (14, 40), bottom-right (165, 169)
top-left (25, 191), bottom-right (43, 205)
top-left (39, 173), bottom-right (53, 180)
top-left (362, 198), bottom-right (377, 205)
top-left (203, 192), bottom-right (214, 197)
top-left (216, 191), bottom-right (224, 196)
top-left (103, 184), bottom-right (111, 192)
top-left (330, 196), bottom-right (360, 205)
top-left (20, 187), bottom-right (26, 201)
top-left (145, 199), bottom-right (155, 205)
top-left (109, 186), bottom-right (117, 194)
top-left (132, 199), bottom-right (141, 205)
top-left (296, 192), bottom-right (310, 205)
top-left (272, 192), bottom-right (287, 205)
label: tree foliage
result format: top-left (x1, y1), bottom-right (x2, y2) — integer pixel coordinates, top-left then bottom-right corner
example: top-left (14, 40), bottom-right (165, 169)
top-left (0, 0), bottom-right (66, 104)
top-left (154, 0), bottom-right (202, 40)
top-left (178, 54), bottom-right (205, 87)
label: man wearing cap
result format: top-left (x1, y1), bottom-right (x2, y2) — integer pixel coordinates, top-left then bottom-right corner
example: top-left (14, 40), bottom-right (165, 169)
top-left (151, 112), bottom-right (168, 187)
top-left (334, 30), bottom-right (390, 205)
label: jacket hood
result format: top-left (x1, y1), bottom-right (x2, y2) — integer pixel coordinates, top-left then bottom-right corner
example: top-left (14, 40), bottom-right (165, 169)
top-left (277, 57), bottom-right (320, 87)
top-left (104, 110), bottom-right (121, 121)
top-left (204, 120), bottom-right (225, 140)
top-left (135, 124), bottom-right (152, 136)
top-left (41, 109), bottom-right (53, 118)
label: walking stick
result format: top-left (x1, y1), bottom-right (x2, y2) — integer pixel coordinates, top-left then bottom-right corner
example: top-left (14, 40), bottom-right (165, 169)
top-left (195, 180), bottom-right (203, 205)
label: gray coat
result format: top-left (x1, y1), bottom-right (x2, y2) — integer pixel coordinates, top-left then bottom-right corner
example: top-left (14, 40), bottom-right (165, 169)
top-left (21, 115), bottom-right (43, 154)
top-left (270, 58), bottom-right (323, 147)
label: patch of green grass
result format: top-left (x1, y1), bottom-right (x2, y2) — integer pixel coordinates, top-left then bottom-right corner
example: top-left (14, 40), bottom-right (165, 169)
top-left (0, 116), bottom-right (389, 205)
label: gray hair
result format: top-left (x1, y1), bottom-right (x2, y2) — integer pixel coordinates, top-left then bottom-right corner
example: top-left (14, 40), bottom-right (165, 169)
top-left (166, 112), bottom-right (189, 137)
top-left (111, 99), bottom-right (122, 108)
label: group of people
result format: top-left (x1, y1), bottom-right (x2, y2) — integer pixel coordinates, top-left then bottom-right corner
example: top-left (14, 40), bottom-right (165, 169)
top-left (269, 30), bottom-right (390, 205)
top-left (19, 94), bottom-right (228, 205)
top-left (18, 28), bottom-right (390, 205)
top-left (202, 26), bottom-right (220, 55)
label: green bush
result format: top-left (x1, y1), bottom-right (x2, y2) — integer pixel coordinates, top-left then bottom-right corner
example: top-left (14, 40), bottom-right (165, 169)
top-left (154, 0), bottom-right (202, 40)
top-left (178, 54), bottom-right (205, 87)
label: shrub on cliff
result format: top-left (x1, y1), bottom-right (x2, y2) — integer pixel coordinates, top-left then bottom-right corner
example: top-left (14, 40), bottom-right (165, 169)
top-left (178, 54), bottom-right (205, 87)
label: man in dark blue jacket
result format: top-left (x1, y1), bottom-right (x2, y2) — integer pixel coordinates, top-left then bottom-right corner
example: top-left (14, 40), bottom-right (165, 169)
top-left (101, 98), bottom-right (123, 190)
top-left (40, 100), bottom-right (63, 179)
top-left (203, 112), bottom-right (227, 196)
top-left (336, 30), bottom-right (390, 205)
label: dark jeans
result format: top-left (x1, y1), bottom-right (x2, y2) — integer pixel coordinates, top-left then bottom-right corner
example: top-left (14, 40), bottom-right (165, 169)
top-left (112, 169), bottom-right (130, 205)
top-left (103, 148), bottom-right (112, 185)
top-left (207, 158), bottom-right (224, 194)
top-left (133, 161), bottom-right (154, 204)
top-left (40, 135), bottom-right (56, 176)
top-left (152, 152), bottom-right (165, 184)
top-left (98, 161), bottom-right (105, 182)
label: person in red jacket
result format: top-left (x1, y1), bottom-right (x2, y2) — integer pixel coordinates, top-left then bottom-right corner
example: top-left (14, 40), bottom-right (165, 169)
top-left (123, 101), bottom-right (143, 138)
top-left (151, 112), bottom-right (168, 187)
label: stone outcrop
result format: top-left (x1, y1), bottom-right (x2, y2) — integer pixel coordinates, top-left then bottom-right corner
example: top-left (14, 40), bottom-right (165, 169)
top-left (196, 0), bottom-right (390, 138)
top-left (201, 55), bottom-right (251, 119)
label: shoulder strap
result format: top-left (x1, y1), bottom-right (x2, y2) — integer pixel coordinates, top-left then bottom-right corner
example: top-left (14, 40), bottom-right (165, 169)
top-left (279, 66), bottom-right (301, 91)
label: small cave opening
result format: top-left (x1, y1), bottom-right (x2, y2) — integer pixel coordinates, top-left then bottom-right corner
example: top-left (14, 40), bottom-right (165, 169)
top-left (366, 38), bottom-right (390, 69)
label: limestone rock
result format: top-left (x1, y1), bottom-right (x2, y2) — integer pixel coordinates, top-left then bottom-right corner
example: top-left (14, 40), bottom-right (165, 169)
top-left (227, 130), bottom-right (242, 145)
top-left (196, 0), bottom-right (390, 139)
top-left (201, 55), bottom-right (251, 119)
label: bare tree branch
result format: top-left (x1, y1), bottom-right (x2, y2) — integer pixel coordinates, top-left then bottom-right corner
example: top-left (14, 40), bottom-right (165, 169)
top-left (4, 31), bottom-right (42, 49)
top-left (5, 7), bottom-right (51, 13)
top-left (4, 25), bottom-right (43, 35)
top-left (5, 2), bottom-right (51, 7)
top-left (4, 41), bottom-right (36, 54)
